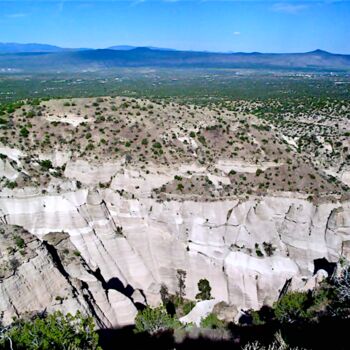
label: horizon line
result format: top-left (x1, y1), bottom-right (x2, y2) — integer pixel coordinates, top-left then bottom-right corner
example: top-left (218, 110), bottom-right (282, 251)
top-left (0, 42), bottom-right (349, 55)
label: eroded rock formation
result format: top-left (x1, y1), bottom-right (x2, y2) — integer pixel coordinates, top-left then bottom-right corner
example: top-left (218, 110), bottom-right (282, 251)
top-left (0, 97), bottom-right (349, 327)
top-left (1, 177), bottom-right (349, 326)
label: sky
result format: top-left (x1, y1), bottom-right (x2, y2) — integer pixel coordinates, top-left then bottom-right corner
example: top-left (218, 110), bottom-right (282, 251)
top-left (0, 1), bottom-right (349, 54)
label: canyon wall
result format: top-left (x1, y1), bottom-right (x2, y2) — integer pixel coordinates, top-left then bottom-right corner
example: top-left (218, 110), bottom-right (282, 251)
top-left (1, 177), bottom-right (349, 327)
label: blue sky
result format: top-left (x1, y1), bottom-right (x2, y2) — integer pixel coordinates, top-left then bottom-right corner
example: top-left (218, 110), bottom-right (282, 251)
top-left (0, 1), bottom-right (349, 53)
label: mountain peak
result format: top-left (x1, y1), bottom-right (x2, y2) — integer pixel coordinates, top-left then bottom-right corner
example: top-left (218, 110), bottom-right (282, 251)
top-left (308, 49), bottom-right (331, 55)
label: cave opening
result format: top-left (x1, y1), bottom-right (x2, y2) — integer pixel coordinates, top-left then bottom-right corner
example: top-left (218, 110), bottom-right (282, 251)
top-left (313, 258), bottom-right (336, 277)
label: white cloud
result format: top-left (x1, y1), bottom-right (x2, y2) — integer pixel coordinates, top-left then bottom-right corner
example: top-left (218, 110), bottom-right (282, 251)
top-left (6, 13), bottom-right (28, 18)
top-left (271, 3), bottom-right (309, 14)
top-left (233, 31), bottom-right (241, 36)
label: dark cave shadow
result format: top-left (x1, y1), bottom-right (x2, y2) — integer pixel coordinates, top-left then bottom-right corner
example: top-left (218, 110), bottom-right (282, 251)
top-left (92, 267), bottom-right (135, 299)
top-left (105, 277), bottom-right (134, 298)
top-left (165, 300), bottom-right (176, 316)
top-left (313, 257), bottom-right (337, 276)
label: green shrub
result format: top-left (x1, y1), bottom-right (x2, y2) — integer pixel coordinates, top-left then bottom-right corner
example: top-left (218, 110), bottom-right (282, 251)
top-left (19, 127), bottom-right (29, 137)
top-left (195, 279), bottom-right (212, 301)
top-left (255, 168), bottom-right (263, 176)
top-left (30, 98), bottom-right (41, 106)
top-left (182, 301), bottom-right (196, 315)
top-left (134, 306), bottom-right (181, 335)
top-left (5, 180), bottom-right (17, 189)
top-left (200, 313), bottom-right (225, 329)
top-left (250, 310), bottom-right (264, 325)
top-left (39, 159), bottom-right (53, 171)
top-left (273, 291), bottom-right (309, 323)
top-left (177, 183), bottom-right (184, 191)
top-left (308, 286), bottom-right (331, 315)
top-left (160, 284), bottom-right (169, 304)
top-left (198, 135), bottom-right (206, 145)
top-left (14, 236), bottom-right (25, 249)
top-left (0, 311), bottom-right (100, 350)
top-left (263, 242), bottom-right (276, 257)
top-left (26, 110), bottom-right (35, 118)
top-left (255, 243), bottom-right (264, 257)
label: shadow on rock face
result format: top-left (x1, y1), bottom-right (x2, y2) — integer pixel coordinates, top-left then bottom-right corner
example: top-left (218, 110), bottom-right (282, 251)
top-left (98, 327), bottom-right (174, 350)
top-left (98, 318), bottom-right (350, 350)
top-left (98, 327), bottom-right (239, 350)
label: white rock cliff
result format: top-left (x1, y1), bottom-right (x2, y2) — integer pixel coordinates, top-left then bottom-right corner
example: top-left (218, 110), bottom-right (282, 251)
top-left (1, 163), bottom-right (349, 327)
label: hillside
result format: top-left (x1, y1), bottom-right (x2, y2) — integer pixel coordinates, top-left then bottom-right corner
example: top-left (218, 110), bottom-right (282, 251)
top-left (1, 97), bottom-right (348, 200)
top-left (0, 97), bottom-right (349, 337)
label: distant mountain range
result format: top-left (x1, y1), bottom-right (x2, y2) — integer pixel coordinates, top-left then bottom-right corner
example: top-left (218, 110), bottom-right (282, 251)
top-left (0, 42), bottom-right (93, 53)
top-left (107, 45), bottom-right (176, 51)
top-left (0, 43), bottom-right (174, 53)
top-left (0, 43), bottom-right (349, 72)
